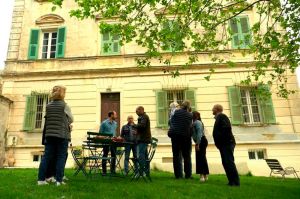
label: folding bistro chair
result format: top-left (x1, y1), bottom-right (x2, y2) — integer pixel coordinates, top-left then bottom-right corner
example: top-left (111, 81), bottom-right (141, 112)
top-left (71, 144), bottom-right (88, 177)
top-left (132, 137), bottom-right (158, 182)
top-left (265, 159), bottom-right (300, 180)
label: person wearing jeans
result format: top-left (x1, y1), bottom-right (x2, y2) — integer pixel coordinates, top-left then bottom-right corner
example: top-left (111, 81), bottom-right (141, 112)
top-left (121, 115), bottom-right (138, 175)
top-left (134, 106), bottom-right (151, 176)
top-left (38, 85), bottom-right (73, 186)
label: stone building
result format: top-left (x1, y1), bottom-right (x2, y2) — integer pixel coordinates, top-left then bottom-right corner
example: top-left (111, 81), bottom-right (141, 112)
top-left (0, 0), bottom-right (299, 175)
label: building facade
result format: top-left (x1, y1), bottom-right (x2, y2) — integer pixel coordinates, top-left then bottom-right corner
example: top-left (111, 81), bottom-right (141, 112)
top-left (1, 0), bottom-right (300, 176)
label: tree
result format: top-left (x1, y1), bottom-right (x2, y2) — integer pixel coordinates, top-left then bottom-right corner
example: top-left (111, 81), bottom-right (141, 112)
top-left (51, 0), bottom-right (300, 98)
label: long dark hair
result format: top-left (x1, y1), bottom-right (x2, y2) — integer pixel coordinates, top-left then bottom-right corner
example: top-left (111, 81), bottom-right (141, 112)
top-left (192, 111), bottom-right (204, 129)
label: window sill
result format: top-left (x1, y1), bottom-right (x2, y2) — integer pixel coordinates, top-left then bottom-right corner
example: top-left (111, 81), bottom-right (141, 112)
top-left (22, 129), bottom-right (43, 133)
top-left (234, 123), bottom-right (278, 127)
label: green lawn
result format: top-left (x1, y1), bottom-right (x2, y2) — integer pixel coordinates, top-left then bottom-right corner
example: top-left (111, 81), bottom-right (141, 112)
top-left (0, 169), bottom-right (299, 199)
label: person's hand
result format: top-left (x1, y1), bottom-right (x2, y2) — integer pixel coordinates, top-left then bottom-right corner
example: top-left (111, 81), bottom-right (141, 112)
top-left (195, 144), bottom-right (200, 151)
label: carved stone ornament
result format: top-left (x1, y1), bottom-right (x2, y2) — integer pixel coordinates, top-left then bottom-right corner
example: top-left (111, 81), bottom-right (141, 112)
top-left (35, 14), bottom-right (65, 25)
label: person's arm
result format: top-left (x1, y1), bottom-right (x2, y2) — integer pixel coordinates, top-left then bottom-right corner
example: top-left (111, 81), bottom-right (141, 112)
top-left (99, 122), bottom-right (105, 134)
top-left (135, 115), bottom-right (148, 129)
top-left (120, 126), bottom-right (125, 138)
top-left (194, 121), bottom-right (202, 145)
top-left (64, 104), bottom-right (74, 123)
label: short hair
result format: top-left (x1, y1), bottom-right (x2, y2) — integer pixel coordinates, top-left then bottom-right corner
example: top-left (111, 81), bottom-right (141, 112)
top-left (51, 85), bottom-right (66, 100)
top-left (127, 115), bottom-right (134, 119)
top-left (192, 111), bottom-right (201, 121)
top-left (136, 106), bottom-right (144, 111)
top-left (169, 102), bottom-right (179, 109)
top-left (108, 111), bottom-right (115, 117)
top-left (181, 100), bottom-right (191, 110)
top-left (214, 104), bottom-right (223, 112)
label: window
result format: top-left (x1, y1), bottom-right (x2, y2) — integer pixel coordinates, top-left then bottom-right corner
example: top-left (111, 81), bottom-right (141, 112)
top-left (28, 27), bottom-right (66, 60)
top-left (248, 149), bottom-right (266, 160)
top-left (161, 20), bottom-right (184, 52)
top-left (240, 89), bottom-right (261, 124)
top-left (228, 85), bottom-right (276, 125)
top-left (42, 32), bottom-right (57, 59)
top-left (229, 16), bottom-right (252, 49)
top-left (23, 93), bottom-right (49, 131)
top-left (33, 154), bottom-right (43, 162)
top-left (156, 89), bottom-right (196, 127)
top-left (101, 32), bottom-right (121, 55)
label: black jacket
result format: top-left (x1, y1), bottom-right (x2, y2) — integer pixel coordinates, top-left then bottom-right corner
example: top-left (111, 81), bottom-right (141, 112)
top-left (169, 108), bottom-right (193, 137)
top-left (135, 113), bottom-right (151, 143)
top-left (213, 113), bottom-right (236, 148)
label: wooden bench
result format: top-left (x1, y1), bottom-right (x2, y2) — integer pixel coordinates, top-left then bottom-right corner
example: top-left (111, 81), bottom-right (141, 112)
top-left (265, 159), bottom-right (299, 180)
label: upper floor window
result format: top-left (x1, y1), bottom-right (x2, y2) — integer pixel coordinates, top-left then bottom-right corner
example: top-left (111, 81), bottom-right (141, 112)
top-left (156, 89), bottom-right (196, 128)
top-left (161, 20), bottom-right (184, 52)
top-left (42, 32), bottom-right (57, 59)
top-left (228, 86), bottom-right (276, 125)
top-left (23, 93), bottom-right (49, 132)
top-left (101, 32), bottom-right (121, 55)
top-left (229, 16), bottom-right (252, 49)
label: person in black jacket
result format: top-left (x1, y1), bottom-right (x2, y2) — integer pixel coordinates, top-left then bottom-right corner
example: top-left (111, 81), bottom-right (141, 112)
top-left (169, 100), bottom-right (193, 179)
top-left (212, 104), bottom-right (240, 186)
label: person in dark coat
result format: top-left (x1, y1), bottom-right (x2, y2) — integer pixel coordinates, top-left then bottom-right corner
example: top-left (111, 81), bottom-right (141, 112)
top-left (134, 106), bottom-right (152, 176)
top-left (38, 85), bottom-right (73, 186)
top-left (192, 111), bottom-right (209, 182)
top-left (169, 100), bottom-right (193, 179)
top-left (212, 104), bottom-right (240, 186)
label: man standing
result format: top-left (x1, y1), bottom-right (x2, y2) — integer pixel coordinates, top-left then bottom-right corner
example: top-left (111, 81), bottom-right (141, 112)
top-left (120, 115), bottom-right (138, 175)
top-left (99, 111), bottom-right (118, 175)
top-left (134, 106), bottom-right (152, 176)
top-left (169, 100), bottom-right (193, 179)
top-left (212, 104), bottom-right (240, 186)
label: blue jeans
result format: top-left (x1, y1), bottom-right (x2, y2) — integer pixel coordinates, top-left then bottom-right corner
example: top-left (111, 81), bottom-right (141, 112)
top-left (124, 144), bottom-right (138, 174)
top-left (137, 143), bottom-right (149, 175)
top-left (38, 137), bottom-right (69, 183)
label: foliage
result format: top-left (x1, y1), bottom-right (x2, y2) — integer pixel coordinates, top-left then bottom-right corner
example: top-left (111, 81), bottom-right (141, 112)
top-left (51, 0), bottom-right (299, 98)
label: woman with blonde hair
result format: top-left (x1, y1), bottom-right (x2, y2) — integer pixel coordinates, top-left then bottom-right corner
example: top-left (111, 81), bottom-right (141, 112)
top-left (38, 85), bottom-right (73, 186)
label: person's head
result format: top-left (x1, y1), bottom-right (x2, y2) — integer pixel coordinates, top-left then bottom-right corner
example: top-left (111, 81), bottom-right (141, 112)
top-left (181, 100), bottom-right (191, 111)
top-left (192, 111), bottom-right (201, 121)
top-left (127, 115), bottom-right (134, 124)
top-left (212, 104), bottom-right (223, 116)
top-left (51, 85), bottom-right (66, 100)
top-left (108, 111), bottom-right (117, 120)
top-left (170, 102), bottom-right (179, 110)
top-left (135, 106), bottom-right (145, 116)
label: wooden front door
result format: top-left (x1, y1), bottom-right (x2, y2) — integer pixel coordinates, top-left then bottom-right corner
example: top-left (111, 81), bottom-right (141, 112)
top-left (101, 93), bottom-right (120, 135)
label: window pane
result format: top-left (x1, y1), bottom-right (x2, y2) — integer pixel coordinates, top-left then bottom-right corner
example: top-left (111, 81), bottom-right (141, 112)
top-left (51, 45), bottom-right (56, 52)
top-left (230, 19), bottom-right (239, 33)
top-left (42, 46), bottom-right (48, 54)
top-left (113, 42), bottom-right (119, 52)
top-left (52, 32), bottom-right (57, 38)
top-left (42, 53), bottom-right (47, 59)
top-left (112, 34), bottom-right (119, 40)
top-left (50, 52), bottom-right (56, 58)
top-left (44, 33), bottom-right (49, 39)
top-left (248, 151), bottom-right (256, 160)
top-left (43, 39), bottom-right (48, 45)
top-left (35, 96), bottom-right (44, 128)
top-left (240, 18), bottom-right (249, 33)
top-left (257, 151), bottom-right (265, 159)
top-left (103, 33), bottom-right (110, 41)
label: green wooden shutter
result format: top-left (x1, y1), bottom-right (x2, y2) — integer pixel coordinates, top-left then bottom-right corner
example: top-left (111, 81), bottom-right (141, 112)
top-left (28, 29), bottom-right (40, 60)
top-left (239, 17), bottom-right (252, 48)
top-left (112, 34), bottom-right (120, 54)
top-left (56, 27), bottom-right (66, 58)
top-left (102, 32), bottom-right (111, 54)
top-left (23, 96), bottom-right (37, 131)
top-left (230, 19), bottom-right (240, 49)
top-left (185, 89), bottom-right (196, 111)
top-left (156, 91), bottom-right (168, 127)
top-left (258, 85), bottom-right (276, 124)
top-left (228, 86), bottom-right (243, 125)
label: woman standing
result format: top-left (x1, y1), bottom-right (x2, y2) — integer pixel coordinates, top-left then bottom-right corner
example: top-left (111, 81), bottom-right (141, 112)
top-left (38, 85), bottom-right (73, 186)
top-left (192, 111), bottom-right (209, 182)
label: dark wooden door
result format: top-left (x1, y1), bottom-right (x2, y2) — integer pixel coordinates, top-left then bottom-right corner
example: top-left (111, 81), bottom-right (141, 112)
top-left (101, 93), bottom-right (120, 135)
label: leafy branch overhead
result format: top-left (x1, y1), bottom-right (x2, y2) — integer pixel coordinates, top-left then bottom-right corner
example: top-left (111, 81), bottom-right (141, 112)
top-left (51, 0), bottom-right (299, 98)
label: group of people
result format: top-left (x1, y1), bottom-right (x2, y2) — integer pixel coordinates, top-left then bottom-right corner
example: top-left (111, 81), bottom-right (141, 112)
top-left (37, 85), bottom-right (239, 187)
top-left (99, 106), bottom-right (152, 176)
top-left (168, 100), bottom-right (240, 186)
top-left (37, 85), bottom-right (152, 186)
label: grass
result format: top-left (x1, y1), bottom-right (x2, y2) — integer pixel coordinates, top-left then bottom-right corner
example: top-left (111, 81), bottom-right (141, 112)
top-left (0, 169), bottom-right (299, 199)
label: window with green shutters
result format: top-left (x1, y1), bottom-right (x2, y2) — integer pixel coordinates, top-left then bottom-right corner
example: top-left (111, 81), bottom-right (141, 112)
top-left (161, 20), bottom-right (184, 52)
top-left (227, 86), bottom-right (276, 125)
top-left (229, 16), bottom-right (252, 49)
top-left (101, 32), bottom-right (121, 55)
top-left (156, 89), bottom-right (196, 128)
top-left (28, 27), bottom-right (66, 60)
top-left (23, 93), bottom-right (49, 132)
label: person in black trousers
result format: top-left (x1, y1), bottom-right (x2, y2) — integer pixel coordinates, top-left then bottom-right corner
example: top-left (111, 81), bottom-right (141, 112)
top-left (192, 111), bottom-right (209, 182)
top-left (212, 104), bottom-right (240, 186)
top-left (169, 100), bottom-right (193, 179)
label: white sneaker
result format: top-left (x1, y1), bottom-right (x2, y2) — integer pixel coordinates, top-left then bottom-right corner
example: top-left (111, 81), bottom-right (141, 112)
top-left (46, 177), bottom-right (56, 183)
top-left (56, 181), bottom-right (66, 186)
top-left (37, 181), bottom-right (48, 186)
top-left (63, 176), bottom-right (69, 181)
top-left (200, 177), bottom-right (205, 182)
